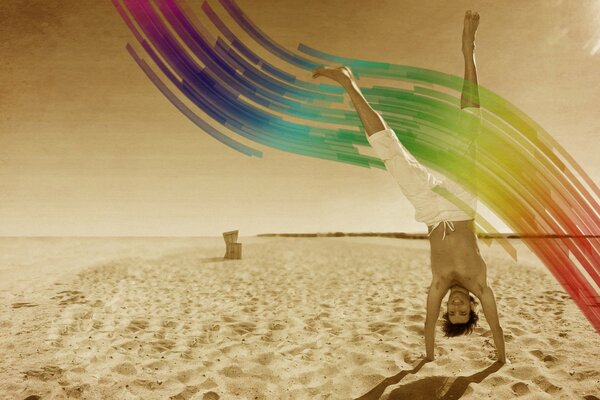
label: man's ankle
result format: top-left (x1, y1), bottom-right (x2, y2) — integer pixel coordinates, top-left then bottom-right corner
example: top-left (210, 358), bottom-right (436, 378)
top-left (462, 45), bottom-right (475, 56)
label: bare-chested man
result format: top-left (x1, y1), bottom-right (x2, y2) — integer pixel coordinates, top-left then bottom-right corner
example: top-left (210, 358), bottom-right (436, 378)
top-left (312, 11), bottom-right (506, 363)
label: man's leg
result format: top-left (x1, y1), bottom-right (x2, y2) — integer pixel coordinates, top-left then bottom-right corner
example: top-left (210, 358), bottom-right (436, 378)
top-left (461, 10), bottom-right (480, 109)
top-left (450, 10), bottom-right (481, 211)
top-left (312, 66), bottom-right (387, 136)
top-left (313, 65), bottom-right (441, 224)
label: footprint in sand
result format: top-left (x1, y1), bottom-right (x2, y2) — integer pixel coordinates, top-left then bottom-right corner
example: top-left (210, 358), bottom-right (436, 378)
top-left (51, 290), bottom-right (87, 305)
top-left (181, 348), bottom-right (196, 360)
top-left (520, 336), bottom-right (546, 347)
top-left (260, 332), bottom-right (275, 342)
top-left (199, 378), bottom-right (218, 390)
top-left (112, 362), bottom-right (137, 375)
top-left (406, 324), bottom-right (424, 335)
top-left (201, 391), bottom-right (220, 400)
top-left (176, 368), bottom-right (199, 384)
top-left (349, 351), bottom-right (369, 366)
top-left (63, 384), bottom-right (90, 399)
top-left (219, 365), bottom-right (245, 378)
top-left (254, 352), bottom-right (274, 365)
top-left (170, 385), bottom-right (200, 400)
top-left (153, 330), bottom-right (166, 340)
top-left (303, 319), bottom-right (318, 332)
top-left (402, 353), bottom-right (421, 364)
top-left (126, 318), bottom-right (149, 332)
top-left (115, 339), bottom-right (139, 352)
top-left (316, 311), bottom-right (330, 319)
top-left (151, 339), bottom-right (176, 352)
top-left (232, 321), bottom-right (256, 335)
top-left (368, 321), bottom-right (391, 334)
top-left (144, 360), bottom-right (168, 371)
top-left (511, 382), bottom-right (530, 396)
top-left (11, 302), bottom-right (38, 308)
top-left (300, 349), bottom-right (314, 361)
top-left (268, 321), bottom-right (286, 331)
top-left (23, 365), bottom-right (64, 381)
top-left (204, 323), bottom-right (221, 332)
top-left (350, 333), bottom-right (364, 342)
top-left (507, 365), bottom-right (541, 381)
top-left (133, 378), bottom-right (166, 390)
top-left (321, 320), bottom-right (336, 329)
top-left (162, 319), bottom-right (178, 329)
top-left (407, 313), bottom-right (424, 322)
top-left (187, 336), bottom-right (203, 348)
top-left (533, 375), bottom-right (562, 394)
top-left (529, 350), bottom-right (559, 367)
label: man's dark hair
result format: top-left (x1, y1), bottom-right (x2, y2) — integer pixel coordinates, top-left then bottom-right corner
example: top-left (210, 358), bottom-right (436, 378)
top-left (442, 295), bottom-right (479, 337)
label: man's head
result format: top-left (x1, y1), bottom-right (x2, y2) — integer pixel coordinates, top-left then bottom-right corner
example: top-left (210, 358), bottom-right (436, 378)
top-left (442, 286), bottom-right (479, 337)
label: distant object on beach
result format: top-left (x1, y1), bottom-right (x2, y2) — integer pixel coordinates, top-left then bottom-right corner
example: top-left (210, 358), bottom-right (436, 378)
top-left (223, 230), bottom-right (242, 259)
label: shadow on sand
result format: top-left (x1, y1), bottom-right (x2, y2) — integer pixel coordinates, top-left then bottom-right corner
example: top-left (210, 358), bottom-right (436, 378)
top-left (355, 360), bottom-right (503, 400)
top-left (354, 359), bottom-right (426, 400)
top-left (199, 257), bottom-right (227, 263)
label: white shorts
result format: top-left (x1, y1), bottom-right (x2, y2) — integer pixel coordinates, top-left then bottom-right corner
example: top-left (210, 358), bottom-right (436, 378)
top-left (367, 126), bottom-right (478, 227)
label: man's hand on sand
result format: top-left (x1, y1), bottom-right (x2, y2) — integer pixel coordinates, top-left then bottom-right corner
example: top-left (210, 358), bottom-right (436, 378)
top-left (499, 355), bottom-right (511, 365)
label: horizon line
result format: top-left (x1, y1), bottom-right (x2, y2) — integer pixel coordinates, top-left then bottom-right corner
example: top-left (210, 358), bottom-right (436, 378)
top-left (256, 232), bottom-right (600, 239)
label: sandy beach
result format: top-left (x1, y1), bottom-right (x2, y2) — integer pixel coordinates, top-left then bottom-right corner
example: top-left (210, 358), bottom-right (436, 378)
top-left (0, 236), bottom-right (599, 399)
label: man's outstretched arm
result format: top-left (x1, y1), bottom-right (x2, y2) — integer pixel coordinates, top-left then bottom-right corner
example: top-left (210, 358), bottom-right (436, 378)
top-left (479, 285), bottom-right (506, 363)
top-left (424, 280), bottom-right (447, 361)
top-left (461, 10), bottom-right (480, 109)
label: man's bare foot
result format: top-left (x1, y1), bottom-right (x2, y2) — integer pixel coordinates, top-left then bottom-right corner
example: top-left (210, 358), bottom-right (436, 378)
top-left (312, 65), bottom-right (354, 86)
top-left (462, 10), bottom-right (479, 55)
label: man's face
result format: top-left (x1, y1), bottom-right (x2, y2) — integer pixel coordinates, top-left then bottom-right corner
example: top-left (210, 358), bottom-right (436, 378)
top-left (447, 290), bottom-right (472, 324)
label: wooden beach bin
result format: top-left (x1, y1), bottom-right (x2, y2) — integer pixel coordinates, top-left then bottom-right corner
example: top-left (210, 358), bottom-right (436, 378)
top-left (225, 242), bottom-right (242, 259)
top-left (223, 230), bottom-right (242, 259)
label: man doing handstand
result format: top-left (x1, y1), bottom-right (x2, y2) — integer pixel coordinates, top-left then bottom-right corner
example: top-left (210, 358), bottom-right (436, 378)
top-left (312, 11), bottom-right (506, 364)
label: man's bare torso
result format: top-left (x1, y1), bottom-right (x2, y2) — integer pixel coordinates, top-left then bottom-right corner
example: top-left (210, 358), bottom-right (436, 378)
top-left (428, 220), bottom-right (487, 297)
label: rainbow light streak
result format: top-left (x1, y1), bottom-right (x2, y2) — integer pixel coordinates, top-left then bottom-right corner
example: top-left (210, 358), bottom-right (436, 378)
top-left (112, 0), bottom-right (600, 332)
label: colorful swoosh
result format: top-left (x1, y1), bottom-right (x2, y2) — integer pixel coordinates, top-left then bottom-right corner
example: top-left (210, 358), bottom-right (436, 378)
top-left (112, 0), bottom-right (600, 332)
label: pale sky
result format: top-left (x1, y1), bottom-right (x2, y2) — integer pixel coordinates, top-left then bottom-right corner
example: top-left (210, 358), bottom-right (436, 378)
top-left (1, 0), bottom-right (598, 236)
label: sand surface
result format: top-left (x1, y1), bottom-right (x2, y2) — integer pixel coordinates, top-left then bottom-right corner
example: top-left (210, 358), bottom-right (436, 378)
top-left (0, 236), bottom-right (599, 399)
